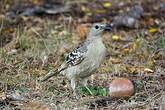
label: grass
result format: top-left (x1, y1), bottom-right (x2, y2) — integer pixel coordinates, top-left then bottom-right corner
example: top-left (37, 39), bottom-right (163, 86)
top-left (0, 22), bottom-right (164, 110)
top-left (0, 0), bottom-right (165, 109)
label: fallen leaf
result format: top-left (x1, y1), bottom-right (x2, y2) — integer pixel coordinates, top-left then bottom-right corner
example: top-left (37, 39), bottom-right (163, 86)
top-left (112, 35), bottom-right (121, 41)
top-left (30, 0), bottom-right (43, 5)
top-left (81, 6), bottom-right (92, 16)
top-left (2, 27), bottom-right (15, 34)
top-left (126, 65), bottom-right (154, 74)
top-left (95, 9), bottom-right (106, 14)
top-left (121, 43), bottom-right (135, 54)
top-left (81, 6), bottom-right (90, 12)
top-left (110, 58), bottom-right (121, 64)
top-left (77, 24), bottom-right (90, 40)
top-left (145, 18), bottom-right (155, 26)
top-left (149, 27), bottom-right (158, 33)
top-left (126, 66), bottom-right (137, 73)
top-left (103, 2), bottom-right (112, 8)
top-left (144, 68), bottom-right (154, 73)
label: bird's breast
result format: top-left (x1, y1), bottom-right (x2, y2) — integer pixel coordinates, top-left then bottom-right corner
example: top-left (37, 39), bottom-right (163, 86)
top-left (87, 39), bottom-right (106, 67)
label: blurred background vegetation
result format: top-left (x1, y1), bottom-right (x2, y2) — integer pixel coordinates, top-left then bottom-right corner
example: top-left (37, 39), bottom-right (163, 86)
top-left (0, 0), bottom-right (164, 109)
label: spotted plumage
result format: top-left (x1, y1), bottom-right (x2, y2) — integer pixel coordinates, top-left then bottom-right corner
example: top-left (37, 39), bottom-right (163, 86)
top-left (65, 42), bottom-right (88, 66)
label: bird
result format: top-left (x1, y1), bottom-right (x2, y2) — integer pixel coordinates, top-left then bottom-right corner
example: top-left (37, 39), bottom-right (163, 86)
top-left (40, 23), bottom-right (112, 95)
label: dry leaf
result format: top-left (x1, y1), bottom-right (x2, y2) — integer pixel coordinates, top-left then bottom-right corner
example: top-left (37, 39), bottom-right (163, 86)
top-left (144, 68), bottom-right (154, 73)
top-left (126, 65), bottom-right (154, 74)
top-left (2, 27), bottom-right (15, 34)
top-left (145, 18), bottom-right (155, 26)
top-left (103, 2), bottom-right (112, 8)
top-left (127, 66), bottom-right (137, 73)
top-left (77, 24), bottom-right (90, 40)
top-left (81, 6), bottom-right (90, 12)
top-left (110, 58), bottom-right (121, 64)
top-left (30, 0), bottom-right (44, 5)
top-left (112, 35), bottom-right (121, 41)
top-left (149, 27), bottom-right (158, 33)
top-left (121, 43), bottom-right (134, 54)
top-left (95, 9), bottom-right (106, 14)
top-left (81, 6), bottom-right (92, 16)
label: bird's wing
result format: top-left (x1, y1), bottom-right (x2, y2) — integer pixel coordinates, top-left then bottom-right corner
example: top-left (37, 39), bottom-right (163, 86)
top-left (65, 42), bottom-right (88, 66)
top-left (39, 42), bottom-right (89, 82)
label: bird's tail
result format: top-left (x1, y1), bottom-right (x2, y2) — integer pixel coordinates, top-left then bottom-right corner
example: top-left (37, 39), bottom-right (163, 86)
top-left (39, 67), bottom-right (66, 82)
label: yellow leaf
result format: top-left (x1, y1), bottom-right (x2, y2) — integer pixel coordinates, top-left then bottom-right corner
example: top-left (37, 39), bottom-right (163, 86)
top-left (86, 12), bottom-right (92, 16)
top-left (2, 27), bottom-right (14, 34)
top-left (81, 6), bottom-right (92, 16)
top-left (147, 60), bottom-right (156, 68)
top-left (144, 68), bottom-right (154, 73)
top-left (103, 2), bottom-right (112, 8)
top-left (30, 0), bottom-right (43, 5)
top-left (122, 48), bottom-right (130, 53)
top-left (112, 35), bottom-right (120, 41)
top-left (110, 58), bottom-right (121, 64)
top-left (128, 67), bottom-right (136, 73)
top-left (81, 6), bottom-right (90, 12)
top-left (132, 42), bottom-right (137, 51)
top-left (95, 9), bottom-right (106, 14)
top-left (149, 27), bottom-right (158, 33)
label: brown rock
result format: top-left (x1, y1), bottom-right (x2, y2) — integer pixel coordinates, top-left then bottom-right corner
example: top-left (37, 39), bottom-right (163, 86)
top-left (108, 78), bottom-right (134, 97)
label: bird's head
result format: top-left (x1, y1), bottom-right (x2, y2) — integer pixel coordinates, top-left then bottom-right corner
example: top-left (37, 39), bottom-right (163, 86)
top-left (88, 23), bottom-right (113, 37)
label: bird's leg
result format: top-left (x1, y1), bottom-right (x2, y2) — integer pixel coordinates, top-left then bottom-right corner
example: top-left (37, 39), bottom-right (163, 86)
top-left (80, 78), bottom-right (88, 87)
top-left (70, 78), bottom-right (79, 99)
top-left (80, 78), bottom-right (93, 95)
top-left (71, 78), bottom-right (76, 91)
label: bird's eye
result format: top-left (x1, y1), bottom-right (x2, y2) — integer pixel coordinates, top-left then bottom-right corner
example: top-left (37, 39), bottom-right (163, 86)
top-left (95, 25), bottom-right (99, 29)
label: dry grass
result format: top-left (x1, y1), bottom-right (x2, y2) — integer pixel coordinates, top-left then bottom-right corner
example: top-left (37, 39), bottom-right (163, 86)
top-left (0, 0), bottom-right (165, 109)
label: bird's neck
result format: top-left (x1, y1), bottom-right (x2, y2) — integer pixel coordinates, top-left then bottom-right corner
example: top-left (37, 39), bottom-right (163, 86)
top-left (86, 34), bottom-right (101, 41)
top-left (85, 37), bottom-right (103, 47)
top-left (86, 37), bottom-right (101, 43)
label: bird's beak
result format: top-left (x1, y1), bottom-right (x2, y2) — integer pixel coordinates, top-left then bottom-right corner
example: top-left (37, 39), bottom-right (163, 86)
top-left (102, 24), bottom-right (113, 31)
